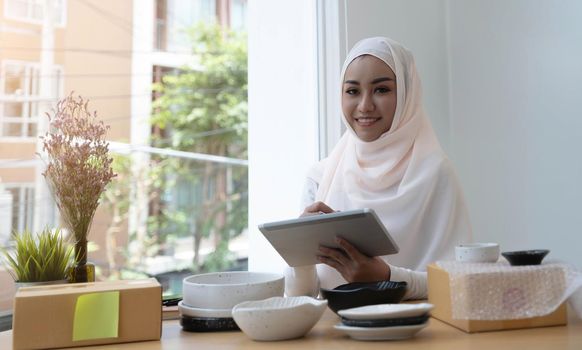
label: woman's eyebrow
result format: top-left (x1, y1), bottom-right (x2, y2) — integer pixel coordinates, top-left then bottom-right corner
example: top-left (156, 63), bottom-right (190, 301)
top-left (343, 77), bottom-right (393, 85)
top-left (371, 77), bottom-right (393, 84)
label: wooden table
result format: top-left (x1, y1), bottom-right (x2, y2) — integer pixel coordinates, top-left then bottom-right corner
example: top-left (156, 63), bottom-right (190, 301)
top-left (2, 308), bottom-right (581, 350)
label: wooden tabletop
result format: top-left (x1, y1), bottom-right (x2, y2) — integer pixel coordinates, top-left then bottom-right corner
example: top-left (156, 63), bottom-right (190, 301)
top-left (2, 307), bottom-right (581, 350)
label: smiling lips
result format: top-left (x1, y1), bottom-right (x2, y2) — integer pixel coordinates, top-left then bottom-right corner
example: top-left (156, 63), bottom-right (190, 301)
top-left (355, 117), bottom-right (381, 127)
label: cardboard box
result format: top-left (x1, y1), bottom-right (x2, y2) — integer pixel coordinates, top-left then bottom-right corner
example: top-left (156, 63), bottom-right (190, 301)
top-left (427, 263), bottom-right (567, 333)
top-left (12, 278), bottom-right (162, 349)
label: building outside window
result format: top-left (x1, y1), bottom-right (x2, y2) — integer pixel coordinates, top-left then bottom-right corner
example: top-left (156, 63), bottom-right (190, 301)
top-left (0, 61), bottom-right (63, 139)
top-left (3, 0), bottom-right (67, 26)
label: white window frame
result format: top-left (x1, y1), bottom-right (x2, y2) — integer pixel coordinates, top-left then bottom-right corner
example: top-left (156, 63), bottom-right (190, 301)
top-left (247, 0), bottom-right (319, 273)
top-left (0, 59), bottom-right (64, 141)
top-left (3, 0), bottom-right (67, 27)
top-left (3, 183), bottom-right (35, 233)
top-left (316, 0), bottom-right (347, 159)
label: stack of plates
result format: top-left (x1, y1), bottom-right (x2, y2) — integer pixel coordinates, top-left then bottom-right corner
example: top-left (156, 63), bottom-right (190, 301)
top-left (334, 303), bottom-right (433, 341)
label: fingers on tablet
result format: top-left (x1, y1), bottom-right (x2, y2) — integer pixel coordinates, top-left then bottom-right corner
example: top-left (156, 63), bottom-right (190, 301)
top-left (304, 201), bottom-right (335, 215)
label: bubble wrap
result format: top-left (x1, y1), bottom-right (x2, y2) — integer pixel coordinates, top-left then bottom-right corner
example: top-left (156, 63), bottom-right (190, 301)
top-left (436, 260), bottom-right (582, 320)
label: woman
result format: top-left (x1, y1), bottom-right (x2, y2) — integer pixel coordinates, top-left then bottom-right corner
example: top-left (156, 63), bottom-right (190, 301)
top-left (285, 37), bottom-right (472, 300)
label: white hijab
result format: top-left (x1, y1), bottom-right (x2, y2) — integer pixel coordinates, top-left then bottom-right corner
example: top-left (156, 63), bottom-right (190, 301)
top-left (310, 37), bottom-right (472, 288)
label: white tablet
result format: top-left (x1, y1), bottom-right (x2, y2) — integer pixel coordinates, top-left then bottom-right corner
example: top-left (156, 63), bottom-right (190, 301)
top-left (258, 208), bottom-right (399, 267)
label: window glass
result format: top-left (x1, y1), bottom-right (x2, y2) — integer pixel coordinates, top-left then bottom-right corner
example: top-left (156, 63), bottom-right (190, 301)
top-left (5, 185), bottom-right (35, 233)
top-left (166, 0), bottom-right (216, 52)
top-left (0, 0), bottom-right (248, 318)
top-left (4, 68), bottom-right (24, 95)
top-left (3, 122), bottom-right (22, 137)
top-left (3, 103), bottom-right (23, 118)
top-left (230, 0), bottom-right (247, 30)
top-left (26, 122), bottom-right (37, 137)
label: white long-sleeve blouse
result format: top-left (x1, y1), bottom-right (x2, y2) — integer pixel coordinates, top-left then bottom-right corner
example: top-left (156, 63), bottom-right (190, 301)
top-left (284, 177), bottom-right (428, 300)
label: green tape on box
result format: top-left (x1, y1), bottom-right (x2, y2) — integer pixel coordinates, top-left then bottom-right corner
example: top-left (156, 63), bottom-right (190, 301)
top-left (73, 291), bottom-right (120, 341)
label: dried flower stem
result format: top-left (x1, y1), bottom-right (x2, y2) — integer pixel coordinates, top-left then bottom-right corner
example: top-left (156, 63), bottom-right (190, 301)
top-left (40, 93), bottom-right (116, 264)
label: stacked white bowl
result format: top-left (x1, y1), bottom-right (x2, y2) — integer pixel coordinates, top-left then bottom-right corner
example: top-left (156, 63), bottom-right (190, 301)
top-left (178, 271), bottom-right (284, 332)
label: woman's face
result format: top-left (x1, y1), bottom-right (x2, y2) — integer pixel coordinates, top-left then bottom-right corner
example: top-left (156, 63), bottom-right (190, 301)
top-left (342, 55), bottom-right (397, 142)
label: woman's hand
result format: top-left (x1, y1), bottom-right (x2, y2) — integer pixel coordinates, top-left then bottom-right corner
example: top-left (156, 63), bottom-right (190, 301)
top-left (318, 237), bottom-right (391, 282)
top-left (301, 201), bottom-right (335, 217)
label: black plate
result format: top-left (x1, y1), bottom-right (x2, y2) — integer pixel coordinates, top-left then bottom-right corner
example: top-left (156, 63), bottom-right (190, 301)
top-left (341, 314), bottom-right (429, 328)
top-left (180, 316), bottom-right (240, 332)
top-left (501, 249), bottom-right (550, 266)
top-left (320, 280), bottom-right (407, 313)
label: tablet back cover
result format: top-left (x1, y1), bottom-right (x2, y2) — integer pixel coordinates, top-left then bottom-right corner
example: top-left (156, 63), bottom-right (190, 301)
top-left (259, 209), bottom-right (398, 267)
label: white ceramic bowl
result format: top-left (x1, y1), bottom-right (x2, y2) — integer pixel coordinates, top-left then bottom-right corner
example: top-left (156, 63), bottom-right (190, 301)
top-left (182, 271), bottom-right (285, 309)
top-left (455, 243), bottom-right (500, 263)
top-left (232, 296), bottom-right (327, 341)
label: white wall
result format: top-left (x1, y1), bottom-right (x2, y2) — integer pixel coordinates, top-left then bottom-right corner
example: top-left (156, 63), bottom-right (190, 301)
top-left (247, 0), bottom-right (319, 272)
top-left (337, 0), bottom-right (582, 267)
top-left (344, 0), bottom-right (452, 152)
top-left (448, 0), bottom-right (582, 266)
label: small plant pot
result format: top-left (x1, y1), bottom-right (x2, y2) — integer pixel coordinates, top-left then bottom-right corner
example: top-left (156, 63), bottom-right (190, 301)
top-left (15, 279), bottom-right (69, 291)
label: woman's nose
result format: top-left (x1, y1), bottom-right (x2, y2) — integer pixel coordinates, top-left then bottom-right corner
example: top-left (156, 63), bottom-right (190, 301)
top-left (358, 93), bottom-right (374, 112)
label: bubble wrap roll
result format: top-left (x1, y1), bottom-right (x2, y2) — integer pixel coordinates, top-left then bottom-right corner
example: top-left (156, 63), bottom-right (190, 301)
top-left (437, 261), bottom-right (582, 320)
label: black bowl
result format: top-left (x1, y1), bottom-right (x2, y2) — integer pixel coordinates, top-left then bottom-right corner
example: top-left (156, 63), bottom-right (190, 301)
top-left (180, 315), bottom-right (239, 332)
top-left (501, 249), bottom-right (550, 266)
top-left (320, 280), bottom-right (407, 313)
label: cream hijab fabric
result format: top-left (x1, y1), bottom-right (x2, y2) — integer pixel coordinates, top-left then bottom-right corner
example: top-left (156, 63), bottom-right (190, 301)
top-left (310, 37), bottom-right (472, 288)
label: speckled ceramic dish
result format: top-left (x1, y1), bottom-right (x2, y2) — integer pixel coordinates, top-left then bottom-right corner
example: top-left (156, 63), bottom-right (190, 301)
top-left (182, 271), bottom-right (285, 309)
top-left (502, 249), bottom-right (550, 266)
top-left (320, 281), bottom-right (407, 313)
top-left (338, 303), bottom-right (434, 320)
top-left (232, 296), bottom-right (327, 341)
top-left (180, 315), bottom-right (240, 332)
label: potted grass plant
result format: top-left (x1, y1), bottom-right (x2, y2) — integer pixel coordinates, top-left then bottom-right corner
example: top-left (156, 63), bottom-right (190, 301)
top-left (1, 228), bottom-right (72, 286)
top-left (41, 93), bottom-right (116, 282)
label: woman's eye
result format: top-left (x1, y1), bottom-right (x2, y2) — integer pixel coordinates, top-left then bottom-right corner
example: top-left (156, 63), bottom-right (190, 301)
top-left (375, 87), bottom-right (390, 93)
top-left (345, 88), bottom-right (359, 95)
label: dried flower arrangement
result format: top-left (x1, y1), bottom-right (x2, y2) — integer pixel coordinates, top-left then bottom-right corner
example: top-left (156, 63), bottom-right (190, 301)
top-left (40, 93), bottom-right (116, 282)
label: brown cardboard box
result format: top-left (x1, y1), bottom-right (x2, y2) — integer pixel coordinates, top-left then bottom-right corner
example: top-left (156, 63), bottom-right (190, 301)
top-left (12, 278), bottom-right (162, 349)
top-left (427, 263), bottom-right (567, 333)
